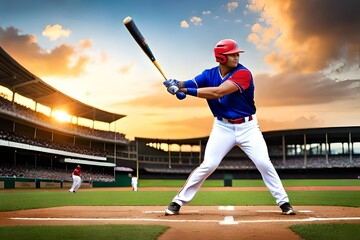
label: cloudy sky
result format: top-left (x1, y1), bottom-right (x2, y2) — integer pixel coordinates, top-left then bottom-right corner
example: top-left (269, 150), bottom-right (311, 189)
top-left (0, 0), bottom-right (359, 140)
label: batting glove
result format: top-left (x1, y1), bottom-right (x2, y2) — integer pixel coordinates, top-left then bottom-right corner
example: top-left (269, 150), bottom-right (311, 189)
top-left (163, 79), bottom-right (180, 95)
top-left (176, 92), bottom-right (186, 100)
top-left (163, 79), bottom-right (180, 88)
top-left (167, 85), bottom-right (179, 94)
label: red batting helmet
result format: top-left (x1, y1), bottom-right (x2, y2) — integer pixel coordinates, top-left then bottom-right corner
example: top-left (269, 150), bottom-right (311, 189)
top-left (214, 39), bottom-right (244, 64)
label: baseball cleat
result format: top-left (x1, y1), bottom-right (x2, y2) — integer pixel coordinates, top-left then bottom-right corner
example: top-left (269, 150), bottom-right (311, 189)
top-left (165, 202), bottom-right (181, 216)
top-left (280, 202), bottom-right (296, 215)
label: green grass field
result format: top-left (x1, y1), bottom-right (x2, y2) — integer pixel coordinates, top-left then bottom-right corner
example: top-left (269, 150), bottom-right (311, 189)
top-left (0, 225), bottom-right (169, 240)
top-left (1, 179), bottom-right (359, 240)
top-left (140, 179), bottom-right (360, 187)
top-left (1, 189), bottom-right (360, 211)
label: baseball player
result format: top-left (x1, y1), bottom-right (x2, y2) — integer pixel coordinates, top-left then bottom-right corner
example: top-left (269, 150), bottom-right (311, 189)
top-left (131, 175), bottom-right (138, 191)
top-left (163, 39), bottom-right (296, 216)
top-left (69, 165), bottom-right (82, 193)
top-left (128, 173), bottom-right (138, 191)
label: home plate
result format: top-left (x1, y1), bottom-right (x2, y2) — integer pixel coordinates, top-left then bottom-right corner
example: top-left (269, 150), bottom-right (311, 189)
top-left (219, 216), bottom-right (238, 225)
top-left (256, 210), bottom-right (313, 213)
top-left (219, 206), bottom-right (235, 210)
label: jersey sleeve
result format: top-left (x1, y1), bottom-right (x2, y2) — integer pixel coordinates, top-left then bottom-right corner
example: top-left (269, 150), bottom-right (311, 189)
top-left (193, 69), bottom-right (211, 88)
top-left (183, 79), bottom-right (197, 88)
top-left (227, 69), bottom-right (252, 92)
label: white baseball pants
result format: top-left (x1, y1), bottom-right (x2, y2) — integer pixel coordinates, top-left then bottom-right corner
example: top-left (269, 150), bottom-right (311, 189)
top-left (172, 115), bottom-right (289, 206)
top-left (69, 175), bottom-right (82, 192)
top-left (131, 177), bottom-right (138, 191)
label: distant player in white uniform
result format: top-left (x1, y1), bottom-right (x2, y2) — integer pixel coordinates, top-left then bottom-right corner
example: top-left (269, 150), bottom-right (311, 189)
top-left (163, 39), bottom-right (296, 216)
top-left (69, 165), bottom-right (82, 193)
top-left (131, 176), bottom-right (138, 191)
top-left (128, 173), bottom-right (138, 191)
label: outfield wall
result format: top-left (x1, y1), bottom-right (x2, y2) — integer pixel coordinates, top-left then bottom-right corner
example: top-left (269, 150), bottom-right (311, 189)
top-left (139, 167), bottom-right (360, 180)
top-left (0, 172), bottom-right (131, 189)
top-left (0, 177), bottom-right (93, 189)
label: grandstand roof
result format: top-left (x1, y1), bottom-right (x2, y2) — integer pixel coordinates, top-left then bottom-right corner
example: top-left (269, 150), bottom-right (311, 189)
top-left (135, 136), bottom-right (207, 145)
top-left (0, 47), bottom-right (125, 123)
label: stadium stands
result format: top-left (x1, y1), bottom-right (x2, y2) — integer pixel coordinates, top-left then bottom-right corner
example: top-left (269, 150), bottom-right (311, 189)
top-left (1, 46), bottom-right (359, 181)
top-left (0, 164), bottom-right (114, 182)
top-left (2, 89), bottom-right (360, 180)
top-left (0, 95), bottom-right (128, 142)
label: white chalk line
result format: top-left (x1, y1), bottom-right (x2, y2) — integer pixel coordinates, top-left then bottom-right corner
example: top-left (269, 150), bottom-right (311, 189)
top-left (8, 206), bottom-right (359, 225)
top-left (9, 217), bottom-right (218, 223)
top-left (10, 217), bottom-right (360, 224)
top-left (143, 210), bottom-right (200, 214)
top-left (144, 206), bottom-right (235, 213)
top-left (145, 207), bottom-right (312, 214)
top-left (256, 210), bottom-right (314, 213)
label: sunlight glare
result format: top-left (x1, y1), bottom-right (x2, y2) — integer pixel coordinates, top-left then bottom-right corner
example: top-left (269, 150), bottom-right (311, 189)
top-left (52, 110), bottom-right (71, 122)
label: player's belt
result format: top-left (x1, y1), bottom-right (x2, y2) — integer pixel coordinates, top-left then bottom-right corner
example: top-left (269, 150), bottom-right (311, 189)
top-left (217, 115), bottom-right (253, 124)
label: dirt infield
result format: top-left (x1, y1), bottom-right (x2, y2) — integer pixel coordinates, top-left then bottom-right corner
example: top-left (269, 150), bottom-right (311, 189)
top-left (1, 186), bottom-right (360, 240)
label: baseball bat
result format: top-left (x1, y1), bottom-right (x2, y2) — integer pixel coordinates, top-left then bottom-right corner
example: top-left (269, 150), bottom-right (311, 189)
top-left (123, 16), bottom-right (167, 80)
top-left (123, 16), bottom-right (185, 100)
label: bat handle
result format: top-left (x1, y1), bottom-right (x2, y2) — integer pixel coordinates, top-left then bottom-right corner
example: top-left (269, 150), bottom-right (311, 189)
top-left (153, 61), bottom-right (167, 80)
top-left (160, 71), bottom-right (167, 80)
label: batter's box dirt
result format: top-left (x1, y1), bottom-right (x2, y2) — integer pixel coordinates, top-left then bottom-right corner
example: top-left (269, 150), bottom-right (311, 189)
top-left (0, 206), bottom-right (359, 240)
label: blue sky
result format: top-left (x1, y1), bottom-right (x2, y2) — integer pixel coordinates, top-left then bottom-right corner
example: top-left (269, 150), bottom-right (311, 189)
top-left (1, 0), bottom-right (359, 140)
top-left (0, 0), bottom-right (269, 75)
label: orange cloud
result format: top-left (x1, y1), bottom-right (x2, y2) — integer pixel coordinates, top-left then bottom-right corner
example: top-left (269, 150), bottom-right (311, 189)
top-left (118, 61), bottom-right (135, 74)
top-left (258, 115), bottom-right (324, 132)
top-left (180, 20), bottom-right (189, 28)
top-left (254, 72), bottom-right (360, 107)
top-left (247, 0), bottom-right (360, 73)
top-left (244, 0), bottom-right (360, 127)
top-left (109, 84), bottom-right (211, 139)
top-left (78, 39), bottom-right (93, 50)
top-left (226, 2), bottom-right (239, 13)
top-left (0, 26), bottom-right (89, 77)
top-left (251, 23), bottom-right (262, 33)
top-left (111, 84), bottom-right (206, 108)
top-left (190, 17), bottom-right (202, 26)
top-left (42, 24), bottom-right (71, 41)
top-left (155, 116), bottom-right (213, 139)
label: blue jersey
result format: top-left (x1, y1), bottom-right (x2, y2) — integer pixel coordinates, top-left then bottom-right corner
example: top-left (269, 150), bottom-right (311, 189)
top-left (192, 64), bottom-right (256, 119)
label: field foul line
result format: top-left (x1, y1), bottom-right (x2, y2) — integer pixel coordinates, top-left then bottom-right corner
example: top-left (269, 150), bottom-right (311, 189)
top-left (143, 210), bottom-right (199, 214)
top-left (10, 217), bottom-right (218, 223)
top-left (145, 205), bottom-right (236, 213)
top-left (256, 210), bottom-right (314, 213)
top-left (10, 217), bottom-right (360, 224)
top-left (145, 207), bottom-right (313, 214)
